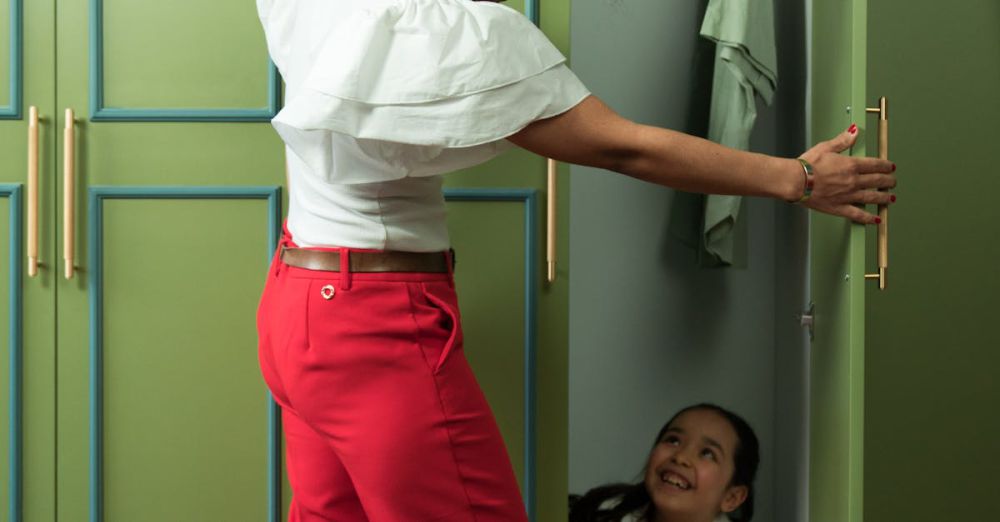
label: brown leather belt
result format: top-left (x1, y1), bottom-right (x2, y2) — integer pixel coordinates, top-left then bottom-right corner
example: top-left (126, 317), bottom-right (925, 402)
top-left (280, 247), bottom-right (451, 273)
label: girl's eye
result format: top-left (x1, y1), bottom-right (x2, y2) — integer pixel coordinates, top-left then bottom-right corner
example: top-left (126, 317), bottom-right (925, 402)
top-left (700, 448), bottom-right (717, 461)
top-left (663, 435), bottom-right (680, 446)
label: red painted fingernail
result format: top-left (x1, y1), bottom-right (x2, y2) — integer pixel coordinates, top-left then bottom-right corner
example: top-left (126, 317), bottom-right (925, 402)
top-left (848, 123), bottom-right (857, 134)
top-left (890, 194), bottom-right (896, 203)
top-left (875, 217), bottom-right (882, 224)
top-left (891, 163), bottom-right (896, 172)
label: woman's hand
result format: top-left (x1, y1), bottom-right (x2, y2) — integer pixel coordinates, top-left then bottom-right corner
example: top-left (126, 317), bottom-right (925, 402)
top-left (797, 125), bottom-right (897, 224)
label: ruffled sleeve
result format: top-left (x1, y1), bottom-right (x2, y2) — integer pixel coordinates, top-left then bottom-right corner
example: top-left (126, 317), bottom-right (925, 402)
top-left (269, 0), bottom-right (590, 183)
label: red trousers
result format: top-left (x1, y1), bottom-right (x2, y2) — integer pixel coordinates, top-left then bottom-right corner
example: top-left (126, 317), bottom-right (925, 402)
top-left (256, 236), bottom-right (528, 522)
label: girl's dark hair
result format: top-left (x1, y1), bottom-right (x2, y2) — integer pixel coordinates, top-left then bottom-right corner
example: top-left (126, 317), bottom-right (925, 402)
top-left (568, 403), bottom-right (759, 522)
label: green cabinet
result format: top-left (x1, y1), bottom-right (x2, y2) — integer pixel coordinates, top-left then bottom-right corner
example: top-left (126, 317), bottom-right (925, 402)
top-left (809, 0), bottom-right (1000, 520)
top-left (1, 0), bottom-right (572, 520)
top-left (0, 1), bottom-right (57, 520)
top-left (864, 1), bottom-right (1000, 520)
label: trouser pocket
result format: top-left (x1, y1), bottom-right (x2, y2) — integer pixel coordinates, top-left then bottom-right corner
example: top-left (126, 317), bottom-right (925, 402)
top-left (415, 280), bottom-right (463, 374)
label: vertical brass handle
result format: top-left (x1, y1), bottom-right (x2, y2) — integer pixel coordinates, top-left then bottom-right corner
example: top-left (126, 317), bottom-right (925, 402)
top-left (865, 97), bottom-right (889, 289)
top-left (63, 109), bottom-right (75, 280)
top-left (27, 106), bottom-right (40, 277)
top-left (546, 158), bottom-right (557, 283)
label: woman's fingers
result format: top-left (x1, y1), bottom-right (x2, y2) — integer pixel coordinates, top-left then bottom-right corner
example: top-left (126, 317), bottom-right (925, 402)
top-left (809, 189), bottom-right (892, 218)
top-left (855, 173), bottom-right (897, 190)
top-left (840, 205), bottom-right (881, 225)
top-left (825, 125), bottom-right (860, 154)
top-left (798, 125), bottom-right (896, 224)
top-left (800, 125), bottom-right (859, 161)
top-left (818, 125), bottom-right (859, 155)
top-left (807, 201), bottom-right (879, 225)
top-left (848, 189), bottom-right (895, 205)
top-left (853, 157), bottom-right (895, 174)
top-left (811, 156), bottom-right (895, 192)
top-left (805, 200), bottom-right (880, 224)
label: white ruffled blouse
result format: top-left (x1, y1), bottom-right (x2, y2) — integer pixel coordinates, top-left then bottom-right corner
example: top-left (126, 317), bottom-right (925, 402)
top-left (256, 0), bottom-right (590, 250)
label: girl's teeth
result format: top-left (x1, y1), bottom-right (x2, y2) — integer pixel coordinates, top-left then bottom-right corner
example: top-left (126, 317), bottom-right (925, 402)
top-left (661, 472), bottom-right (690, 490)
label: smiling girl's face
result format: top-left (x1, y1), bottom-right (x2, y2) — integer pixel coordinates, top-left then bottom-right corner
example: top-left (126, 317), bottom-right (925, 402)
top-left (643, 408), bottom-right (748, 522)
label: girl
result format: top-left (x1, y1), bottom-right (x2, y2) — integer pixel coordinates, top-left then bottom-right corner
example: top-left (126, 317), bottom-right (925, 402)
top-left (569, 404), bottom-right (759, 522)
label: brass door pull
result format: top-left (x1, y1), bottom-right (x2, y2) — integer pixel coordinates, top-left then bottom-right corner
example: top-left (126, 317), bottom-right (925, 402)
top-left (546, 158), bottom-right (557, 283)
top-left (63, 109), bottom-right (75, 280)
top-left (27, 106), bottom-right (40, 277)
top-left (865, 97), bottom-right (889, 289)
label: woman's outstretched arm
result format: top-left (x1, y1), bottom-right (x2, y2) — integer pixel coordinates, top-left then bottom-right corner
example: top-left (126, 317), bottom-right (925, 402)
top-left (507, 95), bottom-right (896, 224)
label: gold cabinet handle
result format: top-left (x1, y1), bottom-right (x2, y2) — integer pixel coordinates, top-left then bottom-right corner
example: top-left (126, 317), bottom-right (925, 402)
top-left (865, 97), bottom-right (889, 289)
top-left (546, 158), bottom-right (557, 283)
top-left (63, 109), bottom-right (75, 280)
top-left (27, 106), bottom-right (40, 277)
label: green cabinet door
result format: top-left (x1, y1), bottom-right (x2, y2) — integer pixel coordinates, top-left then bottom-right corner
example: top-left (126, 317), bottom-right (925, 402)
top-left (809, 0), bottom-right (869, 520)
top-left (864, 1), bottom-right (1000, 520)
top-left (54, 0), bottom-right (285, 520)
top-left (0, 1), bottom-right (57, 520)
top-left (810, 2), bottom-right (1000, 519)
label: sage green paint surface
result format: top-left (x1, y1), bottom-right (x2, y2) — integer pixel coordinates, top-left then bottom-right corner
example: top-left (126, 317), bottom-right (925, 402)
top-left (865, 1), bottom-right (1000, 520)
top-left (809, 0), bottom-right (867, 520)
top-left (448, 201), bottom-right (527, 489)
top-left (103, 0), bottom-right (269, 109)
top-left (0, 0), bottom-right (57, 520)
top-left (101, 200), bottom-right (270, 521)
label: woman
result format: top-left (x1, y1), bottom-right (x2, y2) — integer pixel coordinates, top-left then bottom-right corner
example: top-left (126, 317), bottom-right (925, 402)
top-left (255, 1), bottom-right (895, 521)
top-left (569, 404), bottom-right (759, 522)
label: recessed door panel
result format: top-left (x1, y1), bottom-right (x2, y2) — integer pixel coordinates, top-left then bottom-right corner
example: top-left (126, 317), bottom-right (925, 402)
top-left (448, 198), bottom-right (528, 489)
top-left (99, 0), bottom-right (273, 113)
top-left (78, 193), bottom-right (281, 522)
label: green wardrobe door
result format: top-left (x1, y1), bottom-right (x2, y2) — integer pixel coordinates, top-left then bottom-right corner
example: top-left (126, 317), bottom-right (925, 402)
top-left (54, 0), bottom-right (285, 520)
top-left (0, 0), bottom-right (57, 520)
top-left (809, 0), bottom-right (868, 520)
top-left (442, 2), bottom-right (572, 521)
top-left (865, 1), bottom-right (1000, 519)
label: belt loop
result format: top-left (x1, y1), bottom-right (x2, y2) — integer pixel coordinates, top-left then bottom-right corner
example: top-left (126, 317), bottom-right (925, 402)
top-left (445, 249), bottom-right (455, 288)
top-left (275, 221), bottom-right (294, 278)
top-left (274, 243), bottom-right (290, 278)
top-left (339, 247), bottom-right (352, 291)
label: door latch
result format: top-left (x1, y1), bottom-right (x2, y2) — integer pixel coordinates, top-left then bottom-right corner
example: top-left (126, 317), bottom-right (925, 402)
top-left (798, 302), bottom-right (815, 341)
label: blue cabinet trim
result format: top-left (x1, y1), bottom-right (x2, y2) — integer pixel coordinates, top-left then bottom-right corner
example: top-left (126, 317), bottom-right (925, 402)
top-left (0, 0), bottom-right (23, 119)
top-left (0, 185), bottom-right (24, 521)
top-left (526, 0), bottom-right (540, 26)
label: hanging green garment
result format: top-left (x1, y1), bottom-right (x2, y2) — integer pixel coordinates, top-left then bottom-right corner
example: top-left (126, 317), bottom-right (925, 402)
top-left (671, 0), bottom-right (778, 267)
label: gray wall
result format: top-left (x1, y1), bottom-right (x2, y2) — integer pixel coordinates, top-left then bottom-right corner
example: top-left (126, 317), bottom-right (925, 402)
top-left (567, 1), bottom-right (808, 521)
